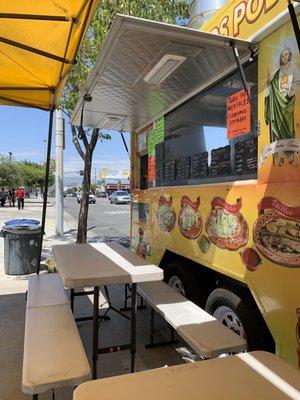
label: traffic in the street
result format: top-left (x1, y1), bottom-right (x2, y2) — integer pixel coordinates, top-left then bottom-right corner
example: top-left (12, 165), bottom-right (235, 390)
top-left (65, 196), bottom-right (130, 246)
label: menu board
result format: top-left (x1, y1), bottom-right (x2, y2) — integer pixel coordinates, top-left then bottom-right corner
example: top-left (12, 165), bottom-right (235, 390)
top-left (155, 142), bottom-right (164, 183)
top-left (191, 152), bottom-right (209, 178)
top-left (165, 161), bottom-right (176, 182)
top-left (210, 145), bottom-right (231, 176)
top-left (235, 138), bottom-right (257, 174)
top-left (154, 117), bottom-right (165, 144)
top-left (176, 156), bottom-right (191, 180)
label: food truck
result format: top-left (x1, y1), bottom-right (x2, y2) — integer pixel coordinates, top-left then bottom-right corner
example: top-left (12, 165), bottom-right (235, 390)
top-left (72, 1), bottom-right (300, 369)
top-left (129, 1), bottom-right (300, 368)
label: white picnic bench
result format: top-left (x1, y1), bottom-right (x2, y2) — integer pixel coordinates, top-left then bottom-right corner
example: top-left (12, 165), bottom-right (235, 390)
top-left (22, 273), bottom-right (90, 400)
top-left (138, 281), bottom-right (247, 358)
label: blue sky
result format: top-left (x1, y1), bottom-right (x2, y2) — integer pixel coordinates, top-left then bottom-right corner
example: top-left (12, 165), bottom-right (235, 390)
top-left (0, 106), bottom-right (130, 177)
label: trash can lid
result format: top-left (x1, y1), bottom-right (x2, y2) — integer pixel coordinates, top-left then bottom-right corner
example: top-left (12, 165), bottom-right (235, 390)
top-left (4, 219), bottom-right (40, 226)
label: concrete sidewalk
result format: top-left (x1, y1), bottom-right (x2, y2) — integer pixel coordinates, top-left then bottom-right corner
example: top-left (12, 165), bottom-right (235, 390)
top-left (0, 199), bottom-right (187, 400)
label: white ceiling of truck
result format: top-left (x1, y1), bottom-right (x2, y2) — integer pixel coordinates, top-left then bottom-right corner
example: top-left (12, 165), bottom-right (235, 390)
top-left (71, 14), bottom-right (255, 133)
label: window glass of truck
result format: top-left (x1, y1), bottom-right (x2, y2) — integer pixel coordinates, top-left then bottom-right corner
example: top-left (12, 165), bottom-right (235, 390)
top-left (157, 62), bottom-right (258, 187)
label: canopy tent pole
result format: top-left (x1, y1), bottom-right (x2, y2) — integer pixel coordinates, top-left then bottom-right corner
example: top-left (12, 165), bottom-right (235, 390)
top-left (287, 0), bottom-right (300, 52)
top-left (37, 107), bottom-right (55, 274)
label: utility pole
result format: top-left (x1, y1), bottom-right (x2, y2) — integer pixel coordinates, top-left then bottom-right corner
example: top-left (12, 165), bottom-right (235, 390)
top-left (55, 109), bottom-right (64, 236)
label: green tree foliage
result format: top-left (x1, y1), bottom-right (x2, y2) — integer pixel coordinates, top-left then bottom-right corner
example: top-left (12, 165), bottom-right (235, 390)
top-left (18, 160), bottom-right (55, 190)
top-left (0, 155), bottom-right (20, 188)
top-left (60, 1), bottom-right (189, 243)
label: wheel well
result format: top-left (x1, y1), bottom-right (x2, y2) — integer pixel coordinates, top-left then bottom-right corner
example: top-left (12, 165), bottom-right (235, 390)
top-left (159, 250), bottom-right (275, 352)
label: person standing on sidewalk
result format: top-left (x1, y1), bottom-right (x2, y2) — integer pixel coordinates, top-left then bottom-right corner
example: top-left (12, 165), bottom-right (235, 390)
top-left (8, 188), bottom-right (16, 207)
top-left (16, 186), bottom-right (25, 210)
top-left (0, 188), bottom-right (6, 207)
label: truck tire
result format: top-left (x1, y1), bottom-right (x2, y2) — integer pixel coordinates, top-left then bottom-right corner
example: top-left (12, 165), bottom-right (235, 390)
top-left (205, 287), bottom-right (274, 352)
top-left (164, 261), bottom-right (202, 303)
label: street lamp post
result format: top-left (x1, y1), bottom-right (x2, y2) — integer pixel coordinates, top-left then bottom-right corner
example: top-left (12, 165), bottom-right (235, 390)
top-left (8, 152), bottom-right (12, 162)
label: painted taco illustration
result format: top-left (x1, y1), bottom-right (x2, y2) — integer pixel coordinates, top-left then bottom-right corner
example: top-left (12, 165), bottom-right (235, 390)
top-left (178, 196), bottom-right (202, 239)
top-left (156, 196), bottom-right (176, 232)
top-left (206, 197), bottom-right (248, 250)
top-left (253, 197), bottom-right (300, 267)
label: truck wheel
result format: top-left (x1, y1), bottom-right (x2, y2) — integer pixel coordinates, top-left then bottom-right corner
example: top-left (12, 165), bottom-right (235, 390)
top-left (205, 287), bottom-right (274, 352)
top-left (164, 261), bottom-right (202, 303)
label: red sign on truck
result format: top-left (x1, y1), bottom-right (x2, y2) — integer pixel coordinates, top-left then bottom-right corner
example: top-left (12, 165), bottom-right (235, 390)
top-left (227, 88), bottom-right (251, 139)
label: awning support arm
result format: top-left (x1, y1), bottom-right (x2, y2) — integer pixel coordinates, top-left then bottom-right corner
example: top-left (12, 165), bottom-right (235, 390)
top-left (120, 131), bottom-right (130, 159)
top-left (230, 40), bottom-right (257, 133)
top-left (229, 40), bottom-right (250, 100)
top-left (0, 37), bottom-right (71, 64)
top-left (37, 107), bottom-right (55, 274)
top-left (287, 0), bottom-right (300, 52)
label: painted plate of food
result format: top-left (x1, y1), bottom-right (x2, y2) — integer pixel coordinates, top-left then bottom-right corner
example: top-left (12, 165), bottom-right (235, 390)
top-left (206, 197), bottom-right (248, 250)
top-left (253, 211), bottom-right (300, 267)
top-left (178, 196), bottom-right (202, 239)
top-left (156, 196), bottom-right (176, 232)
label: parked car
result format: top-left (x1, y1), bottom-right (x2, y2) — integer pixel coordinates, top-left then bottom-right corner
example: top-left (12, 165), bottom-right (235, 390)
top-left (77, 193), bottom-right (96, 204)
top-left (97, 191), bottom-right (107, 198)
top-left (110, 191), bottom-right (130, 204)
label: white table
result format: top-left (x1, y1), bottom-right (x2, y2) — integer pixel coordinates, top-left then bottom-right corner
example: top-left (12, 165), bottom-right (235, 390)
top-left (53, 242), bottom-right (163, 379)
top-left (73, 351), bottom-right (300, 400)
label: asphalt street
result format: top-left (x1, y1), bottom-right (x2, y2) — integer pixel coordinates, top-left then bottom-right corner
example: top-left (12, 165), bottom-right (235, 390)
top-left (64, 197), bottom-right (131, 246)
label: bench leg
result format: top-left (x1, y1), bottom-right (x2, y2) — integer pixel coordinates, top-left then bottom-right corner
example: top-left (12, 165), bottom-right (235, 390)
top-left (70, 288), bottom-right (74, 313)
top-left (92, 286), bottom-right (99, 379)
top-left (130, 283), bottom-right (137, 373)
top-left (145, 308), bottom-right (178, 349)
top-left (120, 284), bottom-right (147, 312)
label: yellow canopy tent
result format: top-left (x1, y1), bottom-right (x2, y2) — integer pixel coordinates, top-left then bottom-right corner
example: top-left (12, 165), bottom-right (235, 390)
top-left (0, 0), bottom-right (99, 110)
top-left (0, 0), bottom-right (99, 271)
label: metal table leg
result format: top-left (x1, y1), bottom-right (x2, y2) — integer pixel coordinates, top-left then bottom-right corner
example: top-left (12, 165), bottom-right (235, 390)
top-left (130, 283), bottom-right (137, 373)
top-left (92, 286), bottom-right (99, 379)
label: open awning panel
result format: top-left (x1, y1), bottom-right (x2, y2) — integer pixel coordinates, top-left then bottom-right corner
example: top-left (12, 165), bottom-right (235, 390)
top-left (71, 15), bottom-right (256, 133)
top-left (0, 0), bottom-right (99, 110)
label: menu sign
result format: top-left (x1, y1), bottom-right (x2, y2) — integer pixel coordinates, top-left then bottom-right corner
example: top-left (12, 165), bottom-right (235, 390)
top-left (235, 138), bottom-right (257, 174)
top-left (210, 145), bottom-right (231, 176)
top-left (154, 117), bottom-right (164, 144)
top-left (227, 88), bottom-right (251, 139)
top-left (165, 161), bottom-right (176, 182)
top-left (191, 152), bottom-right (209, 178)
top-left (155, 142), bottom-right (164, 183)
top-left (137, 131), bottom-right (147, 155)
top-left (176, 156), bottom-right (191, 180)
top-left (148, 129), bottom-right (156, 182)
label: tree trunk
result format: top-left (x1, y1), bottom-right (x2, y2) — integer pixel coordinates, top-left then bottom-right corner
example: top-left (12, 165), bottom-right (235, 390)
top-left (77, 148), bottom-right (92, 244)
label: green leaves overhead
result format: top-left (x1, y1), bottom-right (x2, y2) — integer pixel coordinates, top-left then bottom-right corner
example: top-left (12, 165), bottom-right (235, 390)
top-left (61, 0), bottom-right (189, 112)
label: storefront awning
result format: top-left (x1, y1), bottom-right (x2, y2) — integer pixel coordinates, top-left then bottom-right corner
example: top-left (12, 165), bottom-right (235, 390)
top-left (71, 15), bottom-right (257, 133)
top-left (0, 0), bottom-right (99, 110)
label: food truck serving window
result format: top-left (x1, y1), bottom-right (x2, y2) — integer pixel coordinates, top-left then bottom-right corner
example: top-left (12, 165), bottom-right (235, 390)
top-left (155, 62), bottom-right (258, 187)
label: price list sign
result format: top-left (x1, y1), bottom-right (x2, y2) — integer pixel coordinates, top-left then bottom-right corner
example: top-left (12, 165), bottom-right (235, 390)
top-left (227, 88), bottom-right (251, 139)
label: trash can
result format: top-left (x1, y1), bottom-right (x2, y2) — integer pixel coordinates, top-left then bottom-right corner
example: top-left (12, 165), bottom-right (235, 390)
top-left (1, 219), bottom-right (41, 275)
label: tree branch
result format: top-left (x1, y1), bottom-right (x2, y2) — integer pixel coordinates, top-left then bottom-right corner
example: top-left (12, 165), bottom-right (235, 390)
top-left (89, 128), bottom-right (99, 153)
top-left (71, 124), bottom-right (85, 161)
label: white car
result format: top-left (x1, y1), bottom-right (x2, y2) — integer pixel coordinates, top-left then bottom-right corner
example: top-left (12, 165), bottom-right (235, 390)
top-left (77, 193), bottom-right (96, 204)
top-left (110, 191), bottom-right (130, 204)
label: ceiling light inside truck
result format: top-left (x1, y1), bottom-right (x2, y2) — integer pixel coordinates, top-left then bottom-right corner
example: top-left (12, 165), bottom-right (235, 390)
top-left (143, 54), bottom-right (187, 85)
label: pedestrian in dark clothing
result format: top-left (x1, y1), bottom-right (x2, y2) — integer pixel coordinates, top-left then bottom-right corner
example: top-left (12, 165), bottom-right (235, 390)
top-left (16, 186), bottom-right (25, 210)
top-left (9, 188), bottom-right (16, 207)
top-left (0, 188), bottom-right (6, 207)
